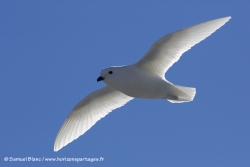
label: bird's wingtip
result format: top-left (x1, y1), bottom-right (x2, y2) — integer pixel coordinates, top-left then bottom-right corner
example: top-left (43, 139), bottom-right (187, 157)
top-left (54, 145), bottom-right (60, 152)
top-left (223, 16), bottom-right (232, 20)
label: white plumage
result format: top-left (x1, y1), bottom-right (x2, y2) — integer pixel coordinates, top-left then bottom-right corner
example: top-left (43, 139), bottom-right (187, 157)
top-left (136, 17), bottom-right (231, 77)
top-left (54, 86), bottom-right (133, 151)
top-left (54, 16), bottom-right (231, 151)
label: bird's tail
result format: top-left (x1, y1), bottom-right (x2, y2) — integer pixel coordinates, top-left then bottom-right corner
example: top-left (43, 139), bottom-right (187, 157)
top-left (167, 84), bottom-right (196, 103)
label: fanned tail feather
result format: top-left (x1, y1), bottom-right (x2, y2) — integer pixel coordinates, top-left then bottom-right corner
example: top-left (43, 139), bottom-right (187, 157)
top-left (168, 85), bottom-right (196, 103)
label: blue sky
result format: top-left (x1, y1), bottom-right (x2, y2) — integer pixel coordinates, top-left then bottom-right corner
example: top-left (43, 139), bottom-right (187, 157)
top-left (1, 1), bottom-right (250, 166)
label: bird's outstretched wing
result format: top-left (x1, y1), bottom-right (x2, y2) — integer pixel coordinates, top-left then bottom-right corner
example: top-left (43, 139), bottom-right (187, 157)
top-left (54, 86), bottom-right (133, 151)
top-left (135, 16), bottom-right (231, 77)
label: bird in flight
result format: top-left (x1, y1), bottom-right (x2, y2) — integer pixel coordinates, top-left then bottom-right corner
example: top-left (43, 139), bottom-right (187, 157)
top-left (54, 16), bottom-right (231, 151)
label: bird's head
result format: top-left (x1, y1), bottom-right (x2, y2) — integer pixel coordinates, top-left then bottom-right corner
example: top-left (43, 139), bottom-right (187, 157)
top-left (97, 66), bottom-right (121, 83)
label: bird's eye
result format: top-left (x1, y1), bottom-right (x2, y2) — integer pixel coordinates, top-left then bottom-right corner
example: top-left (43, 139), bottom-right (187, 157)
top-left (108, 71), bottom-right (113, 74)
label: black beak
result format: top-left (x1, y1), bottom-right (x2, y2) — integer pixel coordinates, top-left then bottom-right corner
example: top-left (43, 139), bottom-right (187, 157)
top-left (97, 76), bottom-right (104, 82)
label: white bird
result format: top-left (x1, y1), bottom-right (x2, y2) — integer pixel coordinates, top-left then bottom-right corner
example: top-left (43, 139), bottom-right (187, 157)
top-left (54, 16), bottom-right (231, 151)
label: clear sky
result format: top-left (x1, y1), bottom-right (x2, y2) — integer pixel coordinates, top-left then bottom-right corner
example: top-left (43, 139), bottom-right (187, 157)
top-left (1, 1), bottom-right (250, 167)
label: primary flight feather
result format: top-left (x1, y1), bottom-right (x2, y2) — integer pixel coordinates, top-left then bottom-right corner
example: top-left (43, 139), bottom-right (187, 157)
top-left (54, 16), bottom-right (231, 151)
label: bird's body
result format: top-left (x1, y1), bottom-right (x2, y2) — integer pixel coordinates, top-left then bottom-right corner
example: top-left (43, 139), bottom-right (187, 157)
top-left (54, 16), bottom-right (231, 151)
top-left (102, 65), bottom-right (169, 99)
top-left (102, 65), bottom-right (193, 101)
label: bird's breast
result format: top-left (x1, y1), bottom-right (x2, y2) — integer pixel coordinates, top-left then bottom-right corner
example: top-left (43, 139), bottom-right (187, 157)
top-left (106, 68), bottom-right (169, 99)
